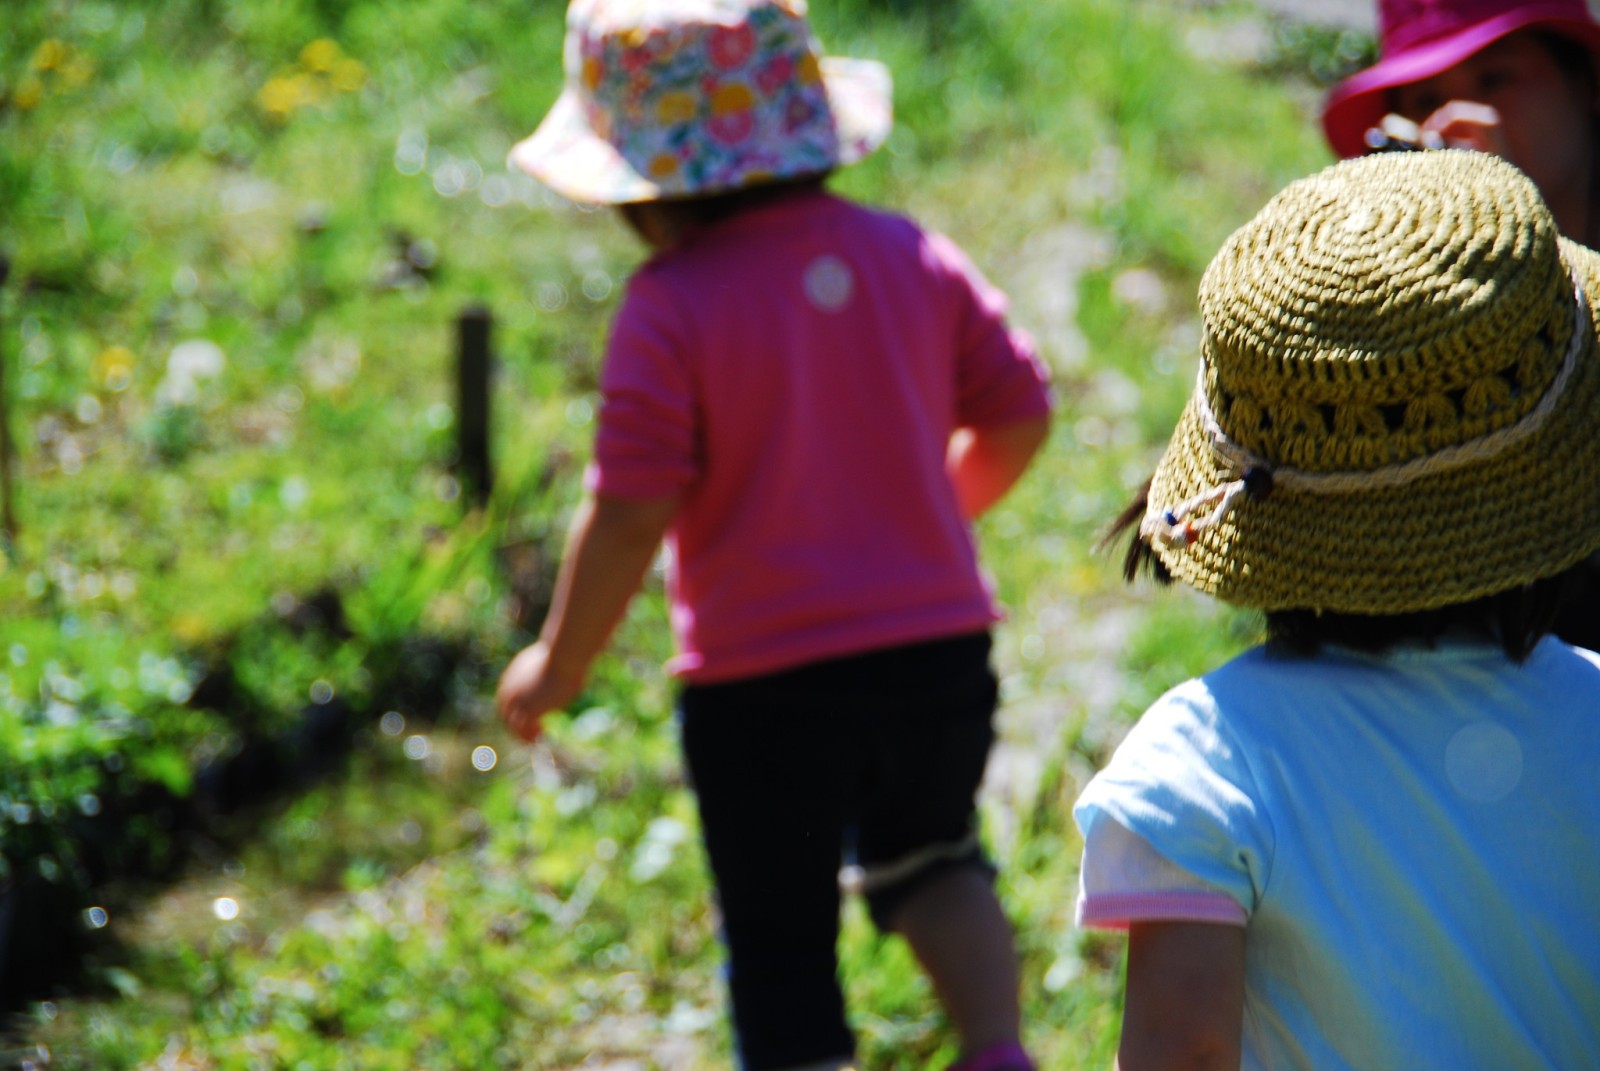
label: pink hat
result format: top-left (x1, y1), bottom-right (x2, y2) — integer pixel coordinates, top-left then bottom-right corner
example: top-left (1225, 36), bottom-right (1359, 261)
top-left (1321, 0), bottom-right (1600, 158)
top-left (510, 0), bottom-right (892, 205)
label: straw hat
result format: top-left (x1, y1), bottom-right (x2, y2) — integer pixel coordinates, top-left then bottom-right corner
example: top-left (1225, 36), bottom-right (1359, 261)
top-left (510, 0), bottom-right (892, 205)
top-left (1140, 149), bottom-right (1600, 614)
top-left (1322, 0), bottom-right (1600, 159)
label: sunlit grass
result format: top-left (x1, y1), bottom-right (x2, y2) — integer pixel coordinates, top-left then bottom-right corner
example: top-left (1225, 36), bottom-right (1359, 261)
top-left (1, 0), bottom-right (1347, 1065)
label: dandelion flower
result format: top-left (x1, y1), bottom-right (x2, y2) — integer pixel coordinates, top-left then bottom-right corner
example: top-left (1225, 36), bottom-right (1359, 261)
top-left (299, 38), bottom-right (343, 73)
top-left (14, 76), bottom-right (45, 111)
top-left (331, 56), bottom-right (367, 93)
top-left (257, 75), bottom-right (303, 118)
top-left (93, 346), bottom-right (136, 392)
top-left (30, 39), bottom-right (69, 73)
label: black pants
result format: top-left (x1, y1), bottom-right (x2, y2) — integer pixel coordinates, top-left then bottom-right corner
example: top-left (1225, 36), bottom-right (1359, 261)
top-left (679, 632), bottom-right (999, 1071)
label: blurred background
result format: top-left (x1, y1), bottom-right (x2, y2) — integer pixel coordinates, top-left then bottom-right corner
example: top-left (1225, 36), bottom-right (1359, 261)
top-left (0, 0), bottom-right (1369, 1066)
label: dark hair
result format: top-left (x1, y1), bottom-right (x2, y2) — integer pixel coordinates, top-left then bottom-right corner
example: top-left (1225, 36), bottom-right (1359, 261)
top-left (1101, 479), bottom-right (1585, 663)
top-left (1102, 477), bottom-right (1168, 586)
top-left (1531, 29), bottom-right (1598, 85)
top-left (1263, 574), bottom-right (1578, 662)
top-left (618, 171), bottom-right (832, 243)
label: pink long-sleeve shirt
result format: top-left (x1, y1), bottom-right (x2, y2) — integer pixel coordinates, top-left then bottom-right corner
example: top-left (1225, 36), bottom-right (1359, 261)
top-left (587, 190), bottom-right (1051, 683)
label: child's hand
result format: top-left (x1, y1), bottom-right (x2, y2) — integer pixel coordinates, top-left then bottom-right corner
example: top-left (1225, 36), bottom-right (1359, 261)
top-left (496, 641), bottom-right (584, 742)
top-left (1370, 113), bottom-right (1445, 151)
top-left (1418, 101), bottom-right (1511, 158)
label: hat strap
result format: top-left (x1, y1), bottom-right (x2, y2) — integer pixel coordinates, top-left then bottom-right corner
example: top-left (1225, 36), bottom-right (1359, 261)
top-left (1144, 273), bottom-right (1589, 551)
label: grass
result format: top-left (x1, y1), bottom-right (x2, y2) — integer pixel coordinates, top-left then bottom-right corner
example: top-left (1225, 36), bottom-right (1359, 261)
top-left (1, 0), bottom-right (1346, 1066)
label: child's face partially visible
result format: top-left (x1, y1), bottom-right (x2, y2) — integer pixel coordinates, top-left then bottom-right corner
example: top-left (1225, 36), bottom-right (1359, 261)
top-left (1390, 32), bottom-right (1596, 215)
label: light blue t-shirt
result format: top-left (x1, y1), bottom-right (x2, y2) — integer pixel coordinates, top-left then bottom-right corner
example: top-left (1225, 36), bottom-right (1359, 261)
top-left (1074, 638), bottom-right (1600, 1070)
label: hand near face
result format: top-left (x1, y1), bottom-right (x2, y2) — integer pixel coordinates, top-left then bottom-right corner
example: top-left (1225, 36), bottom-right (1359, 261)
top-left (1417, 100), bottom-right (1513, 157)
top-left (1387, 30), bottom-right (1595, 235)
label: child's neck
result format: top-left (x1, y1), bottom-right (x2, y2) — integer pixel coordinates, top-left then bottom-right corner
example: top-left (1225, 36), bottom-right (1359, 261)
top-left (620, 177), bottom-right (830, 252)
top-left (618, 202), bottom-right (697, 251)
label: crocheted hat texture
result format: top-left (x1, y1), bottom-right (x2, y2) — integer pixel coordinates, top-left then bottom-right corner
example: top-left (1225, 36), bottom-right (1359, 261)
top-left (1142, 149), bottom-right (1600, 614)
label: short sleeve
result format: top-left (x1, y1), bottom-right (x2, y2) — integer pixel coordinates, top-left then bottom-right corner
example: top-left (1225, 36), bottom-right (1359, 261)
top-left (1072, 679), bottom-right (1275, 926)
top-left (925, 232), bottom-right (1052, 429)
top-left (1076, 813), bottom-right (1249, 930)
top-left (587, 269), bottom-right (701, 500)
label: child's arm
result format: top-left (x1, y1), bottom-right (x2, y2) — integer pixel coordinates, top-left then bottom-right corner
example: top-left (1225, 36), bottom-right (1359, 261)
top-left (1116, 921), bottom-right (1245, 1071)
top-left (496, 491), bottom-right (679, 741)
top-left (947, 415), bottom-right (1051, 519)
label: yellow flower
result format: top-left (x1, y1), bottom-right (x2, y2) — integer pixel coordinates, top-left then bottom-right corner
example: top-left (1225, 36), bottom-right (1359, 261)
top-left (172, 613), bottom-right (210, 643)
top-left (93, 346), bottom-right (136, 392)
top-left (257, 75), bottom-right (302, 118)
top-left (656, 91), bottom-right (696, 123)
top-left (582, 56), bottom-right (604, 89)
top-left (58, 55), bottom-right (95, 88)
top-left (30, 39), bottom-right (69, 73)
top-left (711, 82), bottom-right (754, 116)
top-left (300, 38), bottom-right (343, 72)
top-left (797, 53), bottom-right (822, 85)
top-left (330, 56), bottom-right (366, 93)
top-left (648, 153), bottom-right (680, 178)
top-left (13, 76), bottom-right (45, 111)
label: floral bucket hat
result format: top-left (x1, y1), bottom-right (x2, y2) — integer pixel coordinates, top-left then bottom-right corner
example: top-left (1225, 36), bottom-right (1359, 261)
top-left (1139, 150), bottom-right (1600, 614)
top-left (510, 0), bottom-right (892, 205)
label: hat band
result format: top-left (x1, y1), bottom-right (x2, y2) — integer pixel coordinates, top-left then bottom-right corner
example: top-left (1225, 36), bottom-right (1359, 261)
top-left (1144, 273), bottom-right (1589, 551)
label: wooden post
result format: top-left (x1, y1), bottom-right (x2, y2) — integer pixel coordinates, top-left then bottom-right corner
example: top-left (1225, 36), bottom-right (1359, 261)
top-left (456, 304), bottom-right (493, 507)
top-left (0, 252), bottom-right (16, 548)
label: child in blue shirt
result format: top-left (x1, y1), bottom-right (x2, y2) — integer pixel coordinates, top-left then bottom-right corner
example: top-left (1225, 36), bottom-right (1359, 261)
top-left (1078, 149), bottom-right (1600, 1069)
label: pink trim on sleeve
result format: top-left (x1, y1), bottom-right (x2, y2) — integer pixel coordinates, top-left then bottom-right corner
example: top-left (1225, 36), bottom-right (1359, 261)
top-left (1077, 889), bottom-right (1248, 931)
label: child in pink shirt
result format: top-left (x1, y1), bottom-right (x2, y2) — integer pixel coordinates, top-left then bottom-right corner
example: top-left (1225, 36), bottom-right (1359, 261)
top-left (495, 3), bottom-right (1052, 1069)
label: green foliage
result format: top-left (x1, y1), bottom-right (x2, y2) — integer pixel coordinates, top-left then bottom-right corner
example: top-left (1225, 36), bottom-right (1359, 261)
top-left (1268, 20), bottom-right (1380, 87)
top-left (0, 0), bottom-right (595, 958)
top-left (0, 616), bottom-right (210, 885)
top-left (3, 0), bottom-right (1339, 1064)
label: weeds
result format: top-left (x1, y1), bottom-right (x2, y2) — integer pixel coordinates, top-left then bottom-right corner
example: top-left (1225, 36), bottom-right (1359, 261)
top-left (2, 0), bottom-right (1338, 1065)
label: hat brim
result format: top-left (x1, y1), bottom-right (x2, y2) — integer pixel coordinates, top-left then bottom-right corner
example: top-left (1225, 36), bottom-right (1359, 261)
top-left (1322, 6), bottom-right (1600, 158)
top-left (1147, 237), bottom-right (1600, 614)
top-left (509, 56), bottom-right (892, 205)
